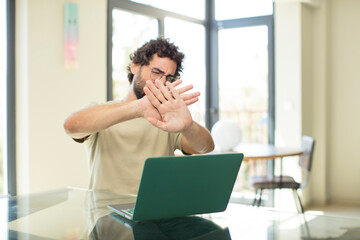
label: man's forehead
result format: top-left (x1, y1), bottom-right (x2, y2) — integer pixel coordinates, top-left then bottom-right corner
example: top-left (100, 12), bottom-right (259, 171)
top-left (149, 55), bottom-right (177, 72)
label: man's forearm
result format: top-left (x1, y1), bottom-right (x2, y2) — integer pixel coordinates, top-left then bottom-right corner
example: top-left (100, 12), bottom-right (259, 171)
top-left (64, 100), bottom-right (142, 139)
top-left (181, 121), bottom-right (215, 154)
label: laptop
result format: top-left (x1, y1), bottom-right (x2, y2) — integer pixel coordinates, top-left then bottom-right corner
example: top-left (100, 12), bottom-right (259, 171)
top-left (108, 153), bottom-right (243, 221)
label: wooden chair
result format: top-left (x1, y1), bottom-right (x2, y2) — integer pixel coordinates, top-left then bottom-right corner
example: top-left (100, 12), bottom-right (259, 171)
top-left (249, 136), bottom-right (315, 213)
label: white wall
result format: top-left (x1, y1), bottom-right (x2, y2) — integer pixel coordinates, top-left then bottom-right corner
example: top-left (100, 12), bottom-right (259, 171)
top-left (276, 0), bottom-right (360, 206)
top-left (274, 2), bottom-right (302, 148)
top-left (327, 0), bottom-right (360, 205)
top-left (305, 0), bottom-right (329, 206)
top-left (16, 0), bottom-right (107, 194)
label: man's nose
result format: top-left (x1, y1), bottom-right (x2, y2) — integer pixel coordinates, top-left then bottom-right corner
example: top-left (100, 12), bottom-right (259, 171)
top-left (157, 75), bottom-right (167, 85)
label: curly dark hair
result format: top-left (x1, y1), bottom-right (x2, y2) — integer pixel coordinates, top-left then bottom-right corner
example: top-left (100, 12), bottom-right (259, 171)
top-left (126, 37), bottom-right (185, 83)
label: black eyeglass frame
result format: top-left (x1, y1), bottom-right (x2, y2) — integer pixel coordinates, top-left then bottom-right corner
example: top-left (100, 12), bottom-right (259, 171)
top-left (144, 65), bottom-right (179, 83)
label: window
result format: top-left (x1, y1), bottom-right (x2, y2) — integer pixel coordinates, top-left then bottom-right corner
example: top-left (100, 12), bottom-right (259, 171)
top-left (219, 25), bottom-right (272, 200)
top-left (111, 8), bottom-right (158, 100)
top-left (218, 26), bottom-right (269, 144)
top-left (108, 0), bottom-right (274, 204)
top-left (216, 0), bottom-right (274, 203)
top-left (164, 17), bottom-right (206, 125)
top-left (0, 0), bottom-right (7, 196)
top-left (108, 1), bottom-right (206, 124)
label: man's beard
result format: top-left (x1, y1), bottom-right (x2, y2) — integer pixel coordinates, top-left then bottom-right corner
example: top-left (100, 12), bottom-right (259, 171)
top-left (132, 73), bottom-right (145, 99)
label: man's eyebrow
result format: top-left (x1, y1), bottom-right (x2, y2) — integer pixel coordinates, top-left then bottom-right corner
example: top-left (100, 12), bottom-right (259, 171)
top-left (152, 67), bottom-right (165, 74)
top-left (152, 67), bottom-right (175, 77)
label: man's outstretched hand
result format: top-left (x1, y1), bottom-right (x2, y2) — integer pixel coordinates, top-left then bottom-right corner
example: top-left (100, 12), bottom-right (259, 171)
top-left (142, 79), bottom-right (199, 132)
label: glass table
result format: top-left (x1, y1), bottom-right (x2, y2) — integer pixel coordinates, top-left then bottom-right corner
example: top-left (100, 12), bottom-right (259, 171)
top-left (2, 187), bottom-right (360, 239)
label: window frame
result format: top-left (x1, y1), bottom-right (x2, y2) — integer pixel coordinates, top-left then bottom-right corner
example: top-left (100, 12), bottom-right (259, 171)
top-left (5, 0), bottom-right (16, 196)
top-left (216, 14), bottom-right (275, 144)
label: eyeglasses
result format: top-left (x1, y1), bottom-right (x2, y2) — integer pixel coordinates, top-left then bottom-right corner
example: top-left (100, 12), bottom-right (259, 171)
top-left (145, 65), bottom-right (179, 83)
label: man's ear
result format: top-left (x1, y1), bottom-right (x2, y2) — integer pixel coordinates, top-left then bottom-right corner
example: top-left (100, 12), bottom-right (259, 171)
top-left (130, 62), bottom-right (140, 75)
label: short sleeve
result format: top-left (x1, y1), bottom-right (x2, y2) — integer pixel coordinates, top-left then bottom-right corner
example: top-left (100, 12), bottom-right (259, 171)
top-left (173, 132), bottom-right (183, 151)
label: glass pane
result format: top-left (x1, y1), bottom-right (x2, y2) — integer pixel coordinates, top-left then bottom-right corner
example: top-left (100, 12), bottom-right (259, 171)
top-left (164, 17), bottom-right (206, 126)
top-left (219, 26), bottom-right (269, 198)
top-left (130, 0), bottom-right (205, 20)
top-left (215, 0), bottom-right (273, 20)
top-left (0, 1), bottom-right (7, 196)
top-left (112, 9), bottom-right (158, 100)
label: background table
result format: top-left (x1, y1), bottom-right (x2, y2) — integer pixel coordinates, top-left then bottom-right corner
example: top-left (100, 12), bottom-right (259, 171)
top-left (2, 187), bottom-right (360, 239)
top-left (233, 143), bottom-right (303, 161)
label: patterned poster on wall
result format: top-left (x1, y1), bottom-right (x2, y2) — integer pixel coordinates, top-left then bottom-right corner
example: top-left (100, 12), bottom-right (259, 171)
top-left (64, 2), bottom-right (79, 69)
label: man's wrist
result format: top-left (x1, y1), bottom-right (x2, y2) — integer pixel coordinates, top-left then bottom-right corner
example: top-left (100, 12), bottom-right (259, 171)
top-left (181, 120), bottom-right (196, 136)
top-left (134, 99), bottom-right (145, 118)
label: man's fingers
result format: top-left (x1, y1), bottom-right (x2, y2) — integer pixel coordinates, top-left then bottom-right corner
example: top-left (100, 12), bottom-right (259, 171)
top-left (168, 79), bottom-right (196, 96)
top-left (177, 84), bottom-right (194, 95)
top-left (170, 79), bottom-right (183, 88)
top-left (146, 80), bottom-right (167, 103)
top-left (156, 80), bottom-right (173, 101)
top-left (181, 92), bottom-right (200, 102)
top-left (146, 116), bottom-right (167, 131)
top-left (184, 97), bottom-right (199, 106)
top-left (146, 79), bottom-right (200, 107)
top-left (166, 81), bottom-right (180, 99)
top-left (144, 86), bottom-right (161, 108)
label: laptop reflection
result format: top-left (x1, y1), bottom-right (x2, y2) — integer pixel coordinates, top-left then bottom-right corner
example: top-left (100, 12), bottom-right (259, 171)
top-left (88, 213), bottom-right (231, 240)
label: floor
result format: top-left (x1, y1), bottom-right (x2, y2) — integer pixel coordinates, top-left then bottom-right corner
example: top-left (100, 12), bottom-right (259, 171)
top-left (232, 192), bottom-right (360, 220)
top-left (270, 190), bottom-right (360, 219)
top-left (305, 203), bottom-right (360, 219)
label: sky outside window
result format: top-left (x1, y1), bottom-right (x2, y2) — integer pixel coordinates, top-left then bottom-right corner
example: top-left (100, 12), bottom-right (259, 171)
top-left (130, 0), bottom-right (205, 20)
top-left (215, 0), bottom-right (273, 20)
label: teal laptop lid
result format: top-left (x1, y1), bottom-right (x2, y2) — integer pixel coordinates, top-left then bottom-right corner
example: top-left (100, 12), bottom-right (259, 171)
top-left (110, 153), bottom-right (243, 221)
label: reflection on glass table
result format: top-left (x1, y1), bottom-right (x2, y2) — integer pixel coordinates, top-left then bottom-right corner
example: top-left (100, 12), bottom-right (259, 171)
top-left (94, 213), bottom-right (230, 240)
top-left (2, 187), bottom-right (360, 239)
